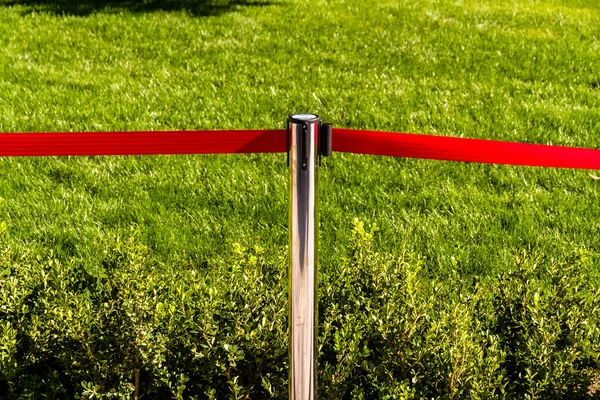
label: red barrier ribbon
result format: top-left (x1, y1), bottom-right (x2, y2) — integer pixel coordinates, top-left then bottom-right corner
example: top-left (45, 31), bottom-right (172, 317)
top-left (333, 128), bottom-right (600, 170)
top-left (1, 128), bottom-right (599, 170)
top-left (0, 130), bottom-right (286, 156)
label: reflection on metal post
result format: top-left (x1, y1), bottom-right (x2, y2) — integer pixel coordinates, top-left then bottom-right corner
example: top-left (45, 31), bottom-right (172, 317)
top-left (288, 114), bottom-right (321, 400)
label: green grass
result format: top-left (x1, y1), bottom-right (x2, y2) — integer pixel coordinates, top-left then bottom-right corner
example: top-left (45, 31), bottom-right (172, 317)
top-left (0, 0), bottom-right (599, 278)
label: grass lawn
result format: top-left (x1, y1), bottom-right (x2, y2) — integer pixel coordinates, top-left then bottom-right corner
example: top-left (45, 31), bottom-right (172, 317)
top-left (0, 0), bottom-right (599, 275)
top-left (1, 0), bottom-right (599, 276)
top-left (1, 0), bottom-right (600, 397)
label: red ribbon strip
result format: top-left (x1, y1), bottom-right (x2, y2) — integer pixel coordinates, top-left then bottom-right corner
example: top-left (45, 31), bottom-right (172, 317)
top-left (0, 130), bottom-right (286, 156)
top-left (332, 128), bottom-right (600, 170)
top-left (1, 128), bottom-right (599, 170)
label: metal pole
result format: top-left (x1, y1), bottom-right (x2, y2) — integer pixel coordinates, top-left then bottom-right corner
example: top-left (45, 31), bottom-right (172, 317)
top-left (288, 113), bottom-right (321, 400)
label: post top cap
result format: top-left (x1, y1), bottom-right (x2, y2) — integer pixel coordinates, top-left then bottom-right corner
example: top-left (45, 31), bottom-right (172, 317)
top-left (289, 114), bottom-right (320, 124)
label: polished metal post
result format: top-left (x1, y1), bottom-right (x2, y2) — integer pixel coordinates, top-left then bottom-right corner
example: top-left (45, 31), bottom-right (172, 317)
top-left (288, 113), bottom-right (321, 400)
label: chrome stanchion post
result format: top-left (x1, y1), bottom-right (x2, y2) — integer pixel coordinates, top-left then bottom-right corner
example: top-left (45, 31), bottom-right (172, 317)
top-left (288, 114), bottom-right (332, 400)
top-left (288, 114), bottom-right (320, 400)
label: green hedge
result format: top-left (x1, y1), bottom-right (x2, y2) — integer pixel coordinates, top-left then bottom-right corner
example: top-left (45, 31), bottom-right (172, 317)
top-left (1, 220), bottom-right (599, 399)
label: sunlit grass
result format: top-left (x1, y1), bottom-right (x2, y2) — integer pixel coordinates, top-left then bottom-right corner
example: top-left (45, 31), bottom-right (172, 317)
top-left (0, 0), bottom-right (598, 278)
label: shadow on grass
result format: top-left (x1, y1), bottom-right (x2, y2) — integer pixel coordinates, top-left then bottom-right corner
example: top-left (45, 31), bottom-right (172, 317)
top-left (0, 0), bottom-right (277, 16)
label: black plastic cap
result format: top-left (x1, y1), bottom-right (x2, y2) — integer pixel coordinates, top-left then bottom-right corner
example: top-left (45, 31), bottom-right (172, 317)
top-left (319, 123), bottom-right (332, 157)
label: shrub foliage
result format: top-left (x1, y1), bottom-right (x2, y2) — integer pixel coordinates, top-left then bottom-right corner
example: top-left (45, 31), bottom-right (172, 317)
top-left (1, 221), bottom-right (599, 399)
